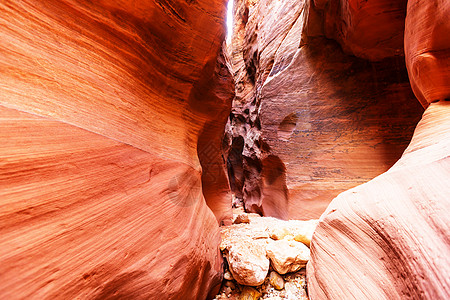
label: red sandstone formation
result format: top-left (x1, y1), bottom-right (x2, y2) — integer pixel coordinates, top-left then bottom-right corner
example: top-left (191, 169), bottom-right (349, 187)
top-left (308, 0), bottom-right (408, 61)
top-left (223, 0), bottom-right (449, 298)
top-left (224, 0), bottom-right (423, 220)
top-left (308, 101), bottom-right (450, 299)
top-left (2, 0), bottom-right (449, 298)
top-left (0, 0), bottom-right (232, 298)
top-left (307, 0), bottom-right (450, 298)
top-left (197, 49), bottom-right (235, 225)
top-left (405, 0), bottom-right (450, 107)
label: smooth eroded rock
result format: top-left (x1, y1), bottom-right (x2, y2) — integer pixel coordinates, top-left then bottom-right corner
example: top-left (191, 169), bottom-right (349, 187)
top-left (0, 0), bottom-right (232, 298)
top-left (224, 0), bottom-right (423, 220)
top-left (269, 271), bottom-right (285, 290)
top-left (240, 286), bottom-right (262, 300)
top-left (404, 0), bottom-right (450, 107)
top-left (307, 101), bottom-right (450, 299)
top-left (226, 242), bottom-right (270, 286)
top-left (314, 0), bottom-right (408, 60)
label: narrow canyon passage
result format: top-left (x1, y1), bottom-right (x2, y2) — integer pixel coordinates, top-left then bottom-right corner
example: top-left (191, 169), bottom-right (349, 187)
top-left (0, 0), bottom-right (449, 299)
top-left (214, 0), bottom-right (449, 299)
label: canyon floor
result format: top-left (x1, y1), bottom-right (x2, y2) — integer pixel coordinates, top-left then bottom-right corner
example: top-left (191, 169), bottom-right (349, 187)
top-left (214, 201), bottom-right (317, 299)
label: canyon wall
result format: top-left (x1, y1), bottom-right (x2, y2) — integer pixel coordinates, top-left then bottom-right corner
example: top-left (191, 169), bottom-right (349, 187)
top-left (0, 0), bottom-right (233, 299)
top-left (307, 0), bottom-right (450, 299)
top-left (226, 0), bottom-right (449, 298)
top-left (224, 0), bottom-right (423, 220)
top-left (311, 0), bottom-right (408, 61)
top-left (404, 0), bottom-right (450, 107)
top-left (308, 101), bottom-right (450, 300)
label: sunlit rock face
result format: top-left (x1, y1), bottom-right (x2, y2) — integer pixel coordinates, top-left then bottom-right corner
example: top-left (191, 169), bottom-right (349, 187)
top-left (0, 0), bottom-right (232, 299)
top-left (224, 0), bottom-right (423, 219)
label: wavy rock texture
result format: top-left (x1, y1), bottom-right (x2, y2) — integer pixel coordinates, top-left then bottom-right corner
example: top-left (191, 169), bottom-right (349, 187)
top-left (404, 0), bottom-right (450, 107)
top-left (224, 0), bottom-right (423, 219)
top-left (308, 101), bottom-right (450, 299)
top-left (308, 1), bottom-right (450, 298)
top-left (0, 0), bottom-right (232, 298)
top-left (308, 0), bottom-right (408, 61)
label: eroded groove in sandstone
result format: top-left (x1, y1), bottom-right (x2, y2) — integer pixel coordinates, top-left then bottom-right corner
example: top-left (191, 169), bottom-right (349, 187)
top-left (404, 0), bottom-right (450, 108)
top-left (307, 0), bottom-right (450, 298)
top-left (308, 102), bottom-right (450, 299)
top-left (2, 0), bottom-right (449, 298)
top-left (0, 0), bottom-right (233, 298)
top-left (307, 0), bottom-right (409, 61)
top-left (223, 0), bottom-right (423, 220)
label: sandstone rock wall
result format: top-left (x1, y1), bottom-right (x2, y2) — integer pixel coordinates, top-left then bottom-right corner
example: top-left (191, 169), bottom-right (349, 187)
top-left (308, 101), bottom-right (450, 299)
top-left (307, 0), bottom-right (450, 298)
top-left (310, 0), bottom-right (408, 61)
top-left (224, 0), bottom-right (423, 220)
top-left (0, 0), bottom-right (233, 298)
top-left (405, 0), bottom-right (450, 107)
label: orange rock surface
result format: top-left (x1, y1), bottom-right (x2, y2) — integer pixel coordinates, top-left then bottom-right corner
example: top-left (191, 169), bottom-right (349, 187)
top-left (307, 101), bottom-right (450, 299)
top-left (310, 0), bottom-right (408, 61)
top-left (224, 0), bottom-right (423, 220)
top-left (405, 0), bottom-right (450, 107)
top-left (0, 0), bottom-right (232, 298)
top-left (2, 0), bottom-right (448, 298)
top-left (307, 0), bottom-right (450, 298)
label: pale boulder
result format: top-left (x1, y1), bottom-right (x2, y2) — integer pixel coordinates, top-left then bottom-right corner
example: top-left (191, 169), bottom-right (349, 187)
top-left (226, 242), bottom-right (270, 286)
top-left (266, 240), bottom-right (310, 274)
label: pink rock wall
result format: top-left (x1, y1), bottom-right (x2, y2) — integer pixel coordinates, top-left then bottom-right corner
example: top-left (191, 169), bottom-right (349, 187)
top-left (0, 0), bottom-right (232, 298)
top-left (224, 0), bottom-right (423, 220)
top-left (308, 101), bottom-right (450, 299)
top-left (307, 0), bottom-right (450, 298)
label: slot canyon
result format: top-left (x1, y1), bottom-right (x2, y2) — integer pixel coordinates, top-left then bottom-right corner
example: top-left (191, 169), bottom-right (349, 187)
top-left (0, 0), bottom-right (448, 299)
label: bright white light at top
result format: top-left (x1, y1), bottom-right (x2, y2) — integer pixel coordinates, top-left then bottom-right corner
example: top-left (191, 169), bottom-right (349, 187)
top-left (226, 0), bottom-right (234, 43)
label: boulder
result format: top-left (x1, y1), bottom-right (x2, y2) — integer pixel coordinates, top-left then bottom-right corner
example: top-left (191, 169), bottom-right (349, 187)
top-left (226, 242), bottom-right (270, 286)
top-left (269, 271), bottom-right (285, 290)
top-left (266, 240), bottom-right (310, 275)
top-left (240, 286), bottom-right (262, 300)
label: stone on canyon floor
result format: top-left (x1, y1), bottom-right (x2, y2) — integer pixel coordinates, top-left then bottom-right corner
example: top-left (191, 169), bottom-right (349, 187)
top-left (267, 220), bottom-right (317, 247)
top-left (224, 270), bottom-right (234, 281)
top-left (240, 286), bottom-right (262, 300)
top-left (269, 271), bottom-right (284, 290)
top-left (216, 211), bottom-right (317, 299)
top-left (266, 240), bottom-right (310, 274)
top-left (234, 213), bottom-right (251, 224)
top-left (214, 269), bottom-right (309, 300)
top-left (225, 240), bottom-right (270, 286)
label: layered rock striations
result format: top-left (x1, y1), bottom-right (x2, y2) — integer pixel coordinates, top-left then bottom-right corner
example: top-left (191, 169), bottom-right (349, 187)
top-left (224, 0), bottom-right (449, 298)
top-left (224, 0), bottom-right (423, 220)
top-left (309, 0), bottom-right (408, 61)
top-left (404, 0), bottom-right (450, 107)
top-left (308, 0), bottom-right (450, 298)
top-left (308, 101), bottom-right (450, 299)
top-left (0, 0), bottom-right (233, 298)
